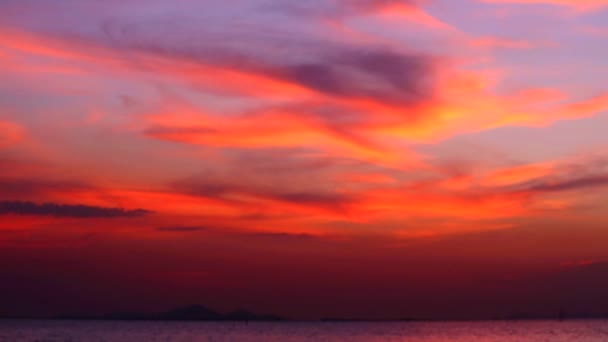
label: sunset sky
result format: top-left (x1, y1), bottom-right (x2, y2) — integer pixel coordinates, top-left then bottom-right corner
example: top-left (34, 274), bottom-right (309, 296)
top-left (2, 0), bottom-right (608, 320)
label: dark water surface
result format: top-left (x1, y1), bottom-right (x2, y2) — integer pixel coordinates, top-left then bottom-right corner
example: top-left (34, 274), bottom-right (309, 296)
top-left (1, 319), bottom-right (608, 341)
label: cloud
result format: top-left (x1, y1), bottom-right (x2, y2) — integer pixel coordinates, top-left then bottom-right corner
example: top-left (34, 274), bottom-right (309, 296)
top-left (156, 226), bottom-right (207, 232)
top-left (273, 192), bottom-right (355, 207)
top-left (273, 48), bottom-right (433, 104)
top-left (0, 0), bottom-right (437, 106)
top-left (1, 0), bottom-right (607, 241)
top-left (140, 101), bottom-right (400, 165)
top-left (167, 148), bottom-right (364, 213)
top-left (493, 156), bottom-right (608, 194)
top-left (526, 175), bottom-right (608, 192)
top-left (96, 19), bottom-right (437, 106)
top-left (470, 37), bottom-right (548, 49)
top-left (274, 0), bottom-right (418, 17)
top-left (243, 231), bottom-right (317, 240)
top-left (0, 201), bottom-right (152, 218)
top-left (143, 126), bottom-right (219, 137)
top-left (177, 179), bottom-right (355, 210)
top-left (479, 0), bottom-right (608, 11)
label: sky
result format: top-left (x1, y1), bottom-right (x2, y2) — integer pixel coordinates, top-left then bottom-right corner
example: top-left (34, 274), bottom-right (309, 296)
top-left (1, 0), bottom-right (608, 320)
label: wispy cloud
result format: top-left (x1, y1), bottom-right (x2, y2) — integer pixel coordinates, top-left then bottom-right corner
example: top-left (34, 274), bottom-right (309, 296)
top-left (0, 201), bottom-right (152, 218)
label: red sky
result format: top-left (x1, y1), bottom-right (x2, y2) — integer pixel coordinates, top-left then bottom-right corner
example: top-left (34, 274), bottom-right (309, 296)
top-left (1, 0), bottom-right (608, 320)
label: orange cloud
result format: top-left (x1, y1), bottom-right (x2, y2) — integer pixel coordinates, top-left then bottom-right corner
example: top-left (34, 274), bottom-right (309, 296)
top-left (142, 106), bottom-right (405, 166)
top-left (470, 37), bottom-right (549, 49)
top-left (378, 66), bottom-right (608, 143)
top-left (2, 15), bottom-right (608, 240)
top-left (481, 164), bottom-right (554, 187)
top-left (374, 3), bottom-right (454, 30)
top-left (5, 25), bottom-right (605, 156)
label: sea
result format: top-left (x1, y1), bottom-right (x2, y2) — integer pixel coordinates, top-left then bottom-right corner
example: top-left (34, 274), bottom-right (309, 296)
top-left (1, 319), bottom-right (608, 341)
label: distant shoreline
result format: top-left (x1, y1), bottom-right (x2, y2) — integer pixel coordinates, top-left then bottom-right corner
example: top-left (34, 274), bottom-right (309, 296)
top-left (3, 304), bottom-right (607, 322)
top-left (3, 317), bottom-right (608, 323)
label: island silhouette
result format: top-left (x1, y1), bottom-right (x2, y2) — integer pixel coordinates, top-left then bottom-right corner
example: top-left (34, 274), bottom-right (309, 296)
top-left (57, 304), bottom-right (284, 321)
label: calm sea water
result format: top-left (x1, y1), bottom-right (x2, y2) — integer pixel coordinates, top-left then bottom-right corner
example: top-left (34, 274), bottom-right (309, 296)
top-left (1, 320), bottom-right (608, 341)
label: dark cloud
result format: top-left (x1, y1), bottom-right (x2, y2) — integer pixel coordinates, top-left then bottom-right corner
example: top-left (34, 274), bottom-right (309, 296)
top-left (155, 225), bottom-right (316, 239)
top-left (526, 175), bottom-right (608, 192)
top-left (173, 177), bottom-right (356, 209)
top-left (0, 0), bottom-right (435, 106)
top-left (0, 201), bottom-right (152, 218)
top-left (167, 147), bottom-right (365, 210)
top-left (274, 192), bottom-right (354, 206)
top-left (143, 125), bottom-right (218, 137)
top-left (109, 26), bottom-right (435, 104)
top-left (156, 226), bottom-right (207, 232)
top-left (244, 231), bottom-right (316, 240)
top-left (177, 179), bottom-right (355, 209)
top-left (276, 49), bottom-right (432, 104)
top-left (504, 157), bottom-right (608, 194)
